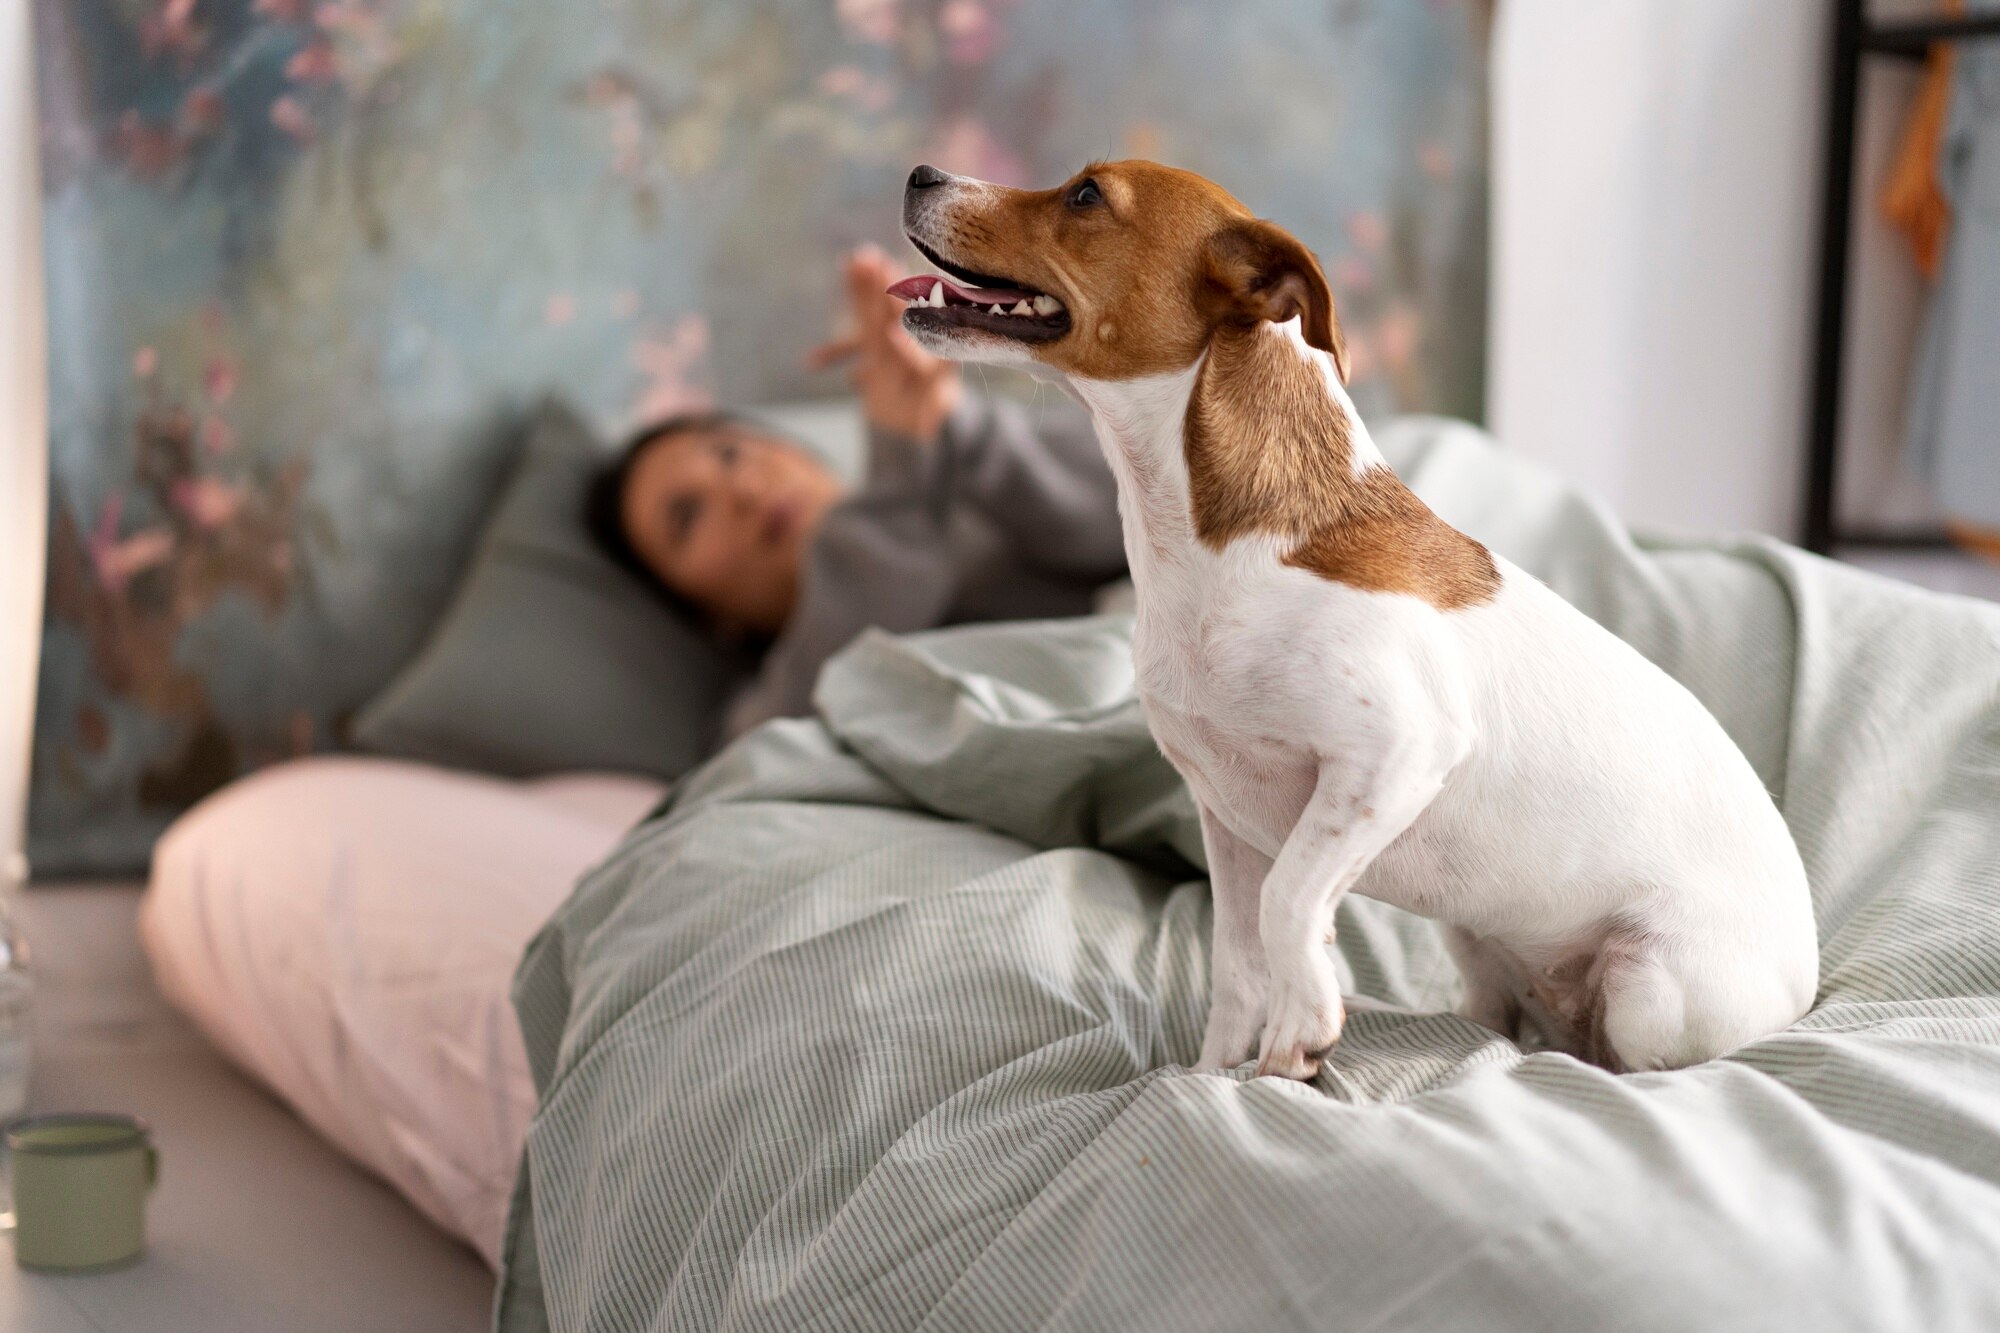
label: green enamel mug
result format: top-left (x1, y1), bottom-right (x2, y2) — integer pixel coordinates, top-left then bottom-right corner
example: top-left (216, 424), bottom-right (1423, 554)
top-left (7, 1113), bottom-right (158, 1272)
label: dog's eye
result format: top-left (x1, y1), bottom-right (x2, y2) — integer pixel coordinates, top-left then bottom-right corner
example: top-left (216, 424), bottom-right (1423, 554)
top-left (1066, 178), bottom-right (1103, 211)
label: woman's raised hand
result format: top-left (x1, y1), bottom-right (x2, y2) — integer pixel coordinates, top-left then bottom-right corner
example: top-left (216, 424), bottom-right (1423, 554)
top-left (809, 245), bottom-right (961, 444)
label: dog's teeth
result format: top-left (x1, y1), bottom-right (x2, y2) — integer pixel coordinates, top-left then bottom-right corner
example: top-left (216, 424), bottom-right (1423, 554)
top-left (929, 281), bottom-right (944, 307)
top-left (1010, 301), bottom-right (1033, 316)
top-left (989, 304), bottom-right (1004, 315)
top-left (1032, 294), bottom-right (1060, 316)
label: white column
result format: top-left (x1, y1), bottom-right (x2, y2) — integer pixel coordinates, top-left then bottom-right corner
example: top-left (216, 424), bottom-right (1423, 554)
top-left (1489, 0), bottom-right (1827, 538)
top-left (0, 0), bottom-right (48, 892)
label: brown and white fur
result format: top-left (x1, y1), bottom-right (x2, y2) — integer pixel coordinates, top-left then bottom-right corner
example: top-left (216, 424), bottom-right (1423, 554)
top-left (891, 160), bottom-right (1817, 1079)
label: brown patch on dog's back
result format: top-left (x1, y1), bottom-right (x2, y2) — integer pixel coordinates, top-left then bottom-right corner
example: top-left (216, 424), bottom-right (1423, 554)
top-left (1286, 476), bottom-right (1500, 611)
top-left (1185, 323), bottom-right (1499, 610)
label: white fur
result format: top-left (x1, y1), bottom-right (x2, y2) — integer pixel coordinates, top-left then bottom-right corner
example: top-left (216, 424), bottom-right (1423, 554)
top-left (933, 313), bottom-right (1818, 1078)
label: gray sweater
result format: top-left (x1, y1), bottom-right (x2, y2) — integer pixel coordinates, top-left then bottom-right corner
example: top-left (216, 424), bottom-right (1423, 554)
top-left (725, 394), bottom-right (1124, 738)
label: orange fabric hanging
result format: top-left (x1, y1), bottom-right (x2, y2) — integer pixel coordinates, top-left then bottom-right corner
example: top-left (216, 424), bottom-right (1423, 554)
top-left (1881, 0), bottom-right (1962, 279)
top-left (1879, 3), bottom-right (2000, 562)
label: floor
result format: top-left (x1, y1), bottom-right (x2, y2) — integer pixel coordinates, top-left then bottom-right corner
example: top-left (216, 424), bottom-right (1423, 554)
top-left (2, 884), bottom-right (494, 1333)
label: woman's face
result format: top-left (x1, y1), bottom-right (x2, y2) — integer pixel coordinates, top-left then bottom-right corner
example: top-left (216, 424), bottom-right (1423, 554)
top-left (620, 423), bottom-right (845, 635)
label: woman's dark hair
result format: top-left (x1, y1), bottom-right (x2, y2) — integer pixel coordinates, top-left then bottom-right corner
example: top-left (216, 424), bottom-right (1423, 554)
top-left (581, 410), bottom-right (750, 596)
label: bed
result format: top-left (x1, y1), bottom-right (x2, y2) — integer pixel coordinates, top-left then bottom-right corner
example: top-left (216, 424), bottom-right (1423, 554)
top-left (142, 417), bottom-right (2000, 1331)
top-left (495, 419), bottom-right (2000, 1331)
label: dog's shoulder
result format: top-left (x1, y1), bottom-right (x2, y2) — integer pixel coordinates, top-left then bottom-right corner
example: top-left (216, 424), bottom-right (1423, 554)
top-left (1183, 323), bottom-right (1499, 612)
top-left (1284, 474), bottom-right (1499, 610)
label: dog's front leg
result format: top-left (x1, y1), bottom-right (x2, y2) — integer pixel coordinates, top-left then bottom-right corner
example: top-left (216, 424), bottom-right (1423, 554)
top-left (1257, 754), bottom-right (1452, 1080)
top-left (1194, 803), bottom-right (1274, 1072)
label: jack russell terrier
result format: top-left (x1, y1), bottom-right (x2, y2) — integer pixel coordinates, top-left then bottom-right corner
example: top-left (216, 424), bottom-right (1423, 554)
top-left (887, 160), bottom-right (1818, 1080)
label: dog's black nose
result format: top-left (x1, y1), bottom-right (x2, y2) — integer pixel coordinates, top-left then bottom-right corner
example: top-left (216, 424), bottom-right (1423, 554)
top-left (908, 164), bottom-right (949, 190)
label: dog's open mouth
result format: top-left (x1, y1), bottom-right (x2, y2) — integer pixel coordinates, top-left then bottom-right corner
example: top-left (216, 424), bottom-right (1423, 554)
top-left (889, 236), bottom-right (1071, 343)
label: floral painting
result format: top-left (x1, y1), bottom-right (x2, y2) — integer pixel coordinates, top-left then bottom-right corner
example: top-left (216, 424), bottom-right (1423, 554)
top-left (30, 0), bottom-right (1489, 872)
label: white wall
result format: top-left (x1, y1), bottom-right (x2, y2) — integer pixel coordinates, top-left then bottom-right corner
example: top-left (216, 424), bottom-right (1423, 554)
top-left (1490, 0), bottom-right (1933, 540)
top-left (1, 0), bottom-right (48, 890)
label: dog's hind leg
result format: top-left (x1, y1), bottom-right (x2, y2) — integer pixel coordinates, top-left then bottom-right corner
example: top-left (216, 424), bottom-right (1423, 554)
top-left (1590, 936), bottom-right (1692, 1073)
top-left (1194, 804), bottom-right (1273, 1072)
top-left (1593, 932), bottom-right (1810, 1073)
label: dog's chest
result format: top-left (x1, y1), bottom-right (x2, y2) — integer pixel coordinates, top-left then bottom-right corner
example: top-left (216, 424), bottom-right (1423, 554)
top-left (1131, 578), bottom-right (1324, 854)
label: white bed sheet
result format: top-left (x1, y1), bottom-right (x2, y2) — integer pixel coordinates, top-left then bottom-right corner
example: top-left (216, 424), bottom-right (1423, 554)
top-left (139, 755), bottom-right (664, 1268)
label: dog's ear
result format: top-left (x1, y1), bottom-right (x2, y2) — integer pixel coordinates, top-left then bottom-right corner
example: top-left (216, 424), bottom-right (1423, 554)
top-left (1203, 219), bottom-right (1349, 383)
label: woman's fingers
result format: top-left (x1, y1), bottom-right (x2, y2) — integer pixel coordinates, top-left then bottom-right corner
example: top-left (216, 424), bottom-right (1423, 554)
top-left (847, 246), bottom-right (888, 304)
top-left (805, 336), bottom-right (861, 370)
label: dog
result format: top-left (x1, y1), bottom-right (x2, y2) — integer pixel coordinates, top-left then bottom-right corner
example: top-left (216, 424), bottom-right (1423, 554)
top-left (887, 160), bottom-right (1818, 1080)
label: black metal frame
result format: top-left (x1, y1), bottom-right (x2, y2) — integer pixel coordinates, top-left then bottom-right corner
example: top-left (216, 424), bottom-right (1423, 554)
top-left (1801, 1), bottom-right (2000, 555)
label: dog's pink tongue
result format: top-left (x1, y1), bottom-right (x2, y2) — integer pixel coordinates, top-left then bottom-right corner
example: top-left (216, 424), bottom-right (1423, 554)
top-left (887, 274), bottom-right (1034, 306)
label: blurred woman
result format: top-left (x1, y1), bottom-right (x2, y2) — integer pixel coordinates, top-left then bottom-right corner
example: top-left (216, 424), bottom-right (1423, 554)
top-left (587, 246), bottom-right (1125, 738)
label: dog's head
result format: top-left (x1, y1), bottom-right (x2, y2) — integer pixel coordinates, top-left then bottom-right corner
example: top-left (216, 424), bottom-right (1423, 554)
top-left (892, 160), bottom-right (1347, 384)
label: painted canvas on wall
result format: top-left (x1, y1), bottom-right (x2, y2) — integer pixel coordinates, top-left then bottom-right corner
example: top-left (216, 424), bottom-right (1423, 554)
top-left (30, 0), bottom-right (1490, 873)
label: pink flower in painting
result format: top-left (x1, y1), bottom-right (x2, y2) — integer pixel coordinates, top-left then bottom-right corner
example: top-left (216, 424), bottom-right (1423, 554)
top-left (142, 0), bottom-right (206, 60)
top-left (133, 347), bottom-right (158, 378)
top-left (629, 316), bottom-right (715, 425)
top-left (204, 356), bottom-right (237, 404)
top-left (285, 40), bottom-right (339, 85)
top-left (1332, 254), bottom-right (1375, 296)
top-left (163, 0), bottom-right (198, 40)
top-left (93, 494), bottom-right (125, 547)
top-left (201, 416), bottom-right (236, 456)
top-left (1347, 210), bottom-right (1388, 255)
top-left (116, 111), bottom-right (183, 178)
top-left (270, 95), bottom-right (315, 143)
top-left (836, 0), bottom-right (900, 46)
top-left (1376, 304), bottom-right (1420, 375)
top-left (1341, 329), bottom-right (1374, 384)
top-left (90, 505), bottom-right (177, 595)
top-left (939, 0), bottom-right (1000, 66)
top-left (313, 1), bottom-right (370, 33)
top-left (819, 64), bottom-right (896, 112)
top-left (923, 116), bottom-right (1028, 187)
top-left (610, 110), bottom-right (644, 178)
top-left (171, 477), bottom-right (247, 529)
top-left (581, 74), bottom-right (648, 177)
top-left (1418, 141), bottom-right (1453, 183)
top-left (314, 2), bottom-right (394, 80)
top-left (545, 293), bottom-right (577, 328)
top-left (181, 86), bottom-right (225, 134)
top-left (820, 65), bottom-right (866, 97)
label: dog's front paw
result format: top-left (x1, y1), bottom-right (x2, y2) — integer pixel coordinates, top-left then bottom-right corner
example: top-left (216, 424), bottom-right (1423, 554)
top-left (1255, 981), bottom-right (1345, 1081)
top-left (1195, 993), bottom-right (1266, 1072)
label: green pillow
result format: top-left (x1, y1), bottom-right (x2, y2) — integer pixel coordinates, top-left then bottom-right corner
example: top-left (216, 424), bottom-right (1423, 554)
top-left (352, 401), bottom-right (745, 779)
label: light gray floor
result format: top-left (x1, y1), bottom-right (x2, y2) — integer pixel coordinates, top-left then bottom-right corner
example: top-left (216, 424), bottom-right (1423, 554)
top-left (2, 883), bottom-right (494, 1333)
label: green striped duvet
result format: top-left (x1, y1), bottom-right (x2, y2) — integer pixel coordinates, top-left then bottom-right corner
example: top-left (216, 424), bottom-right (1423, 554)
top-left (498, 419), bottom-right (2000, 1333)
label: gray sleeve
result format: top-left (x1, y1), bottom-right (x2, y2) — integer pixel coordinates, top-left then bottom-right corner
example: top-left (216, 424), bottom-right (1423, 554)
top-left (938, 394), bottom-right (1125, 581)
top-left (722, 433), bottom-right (960, 739)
